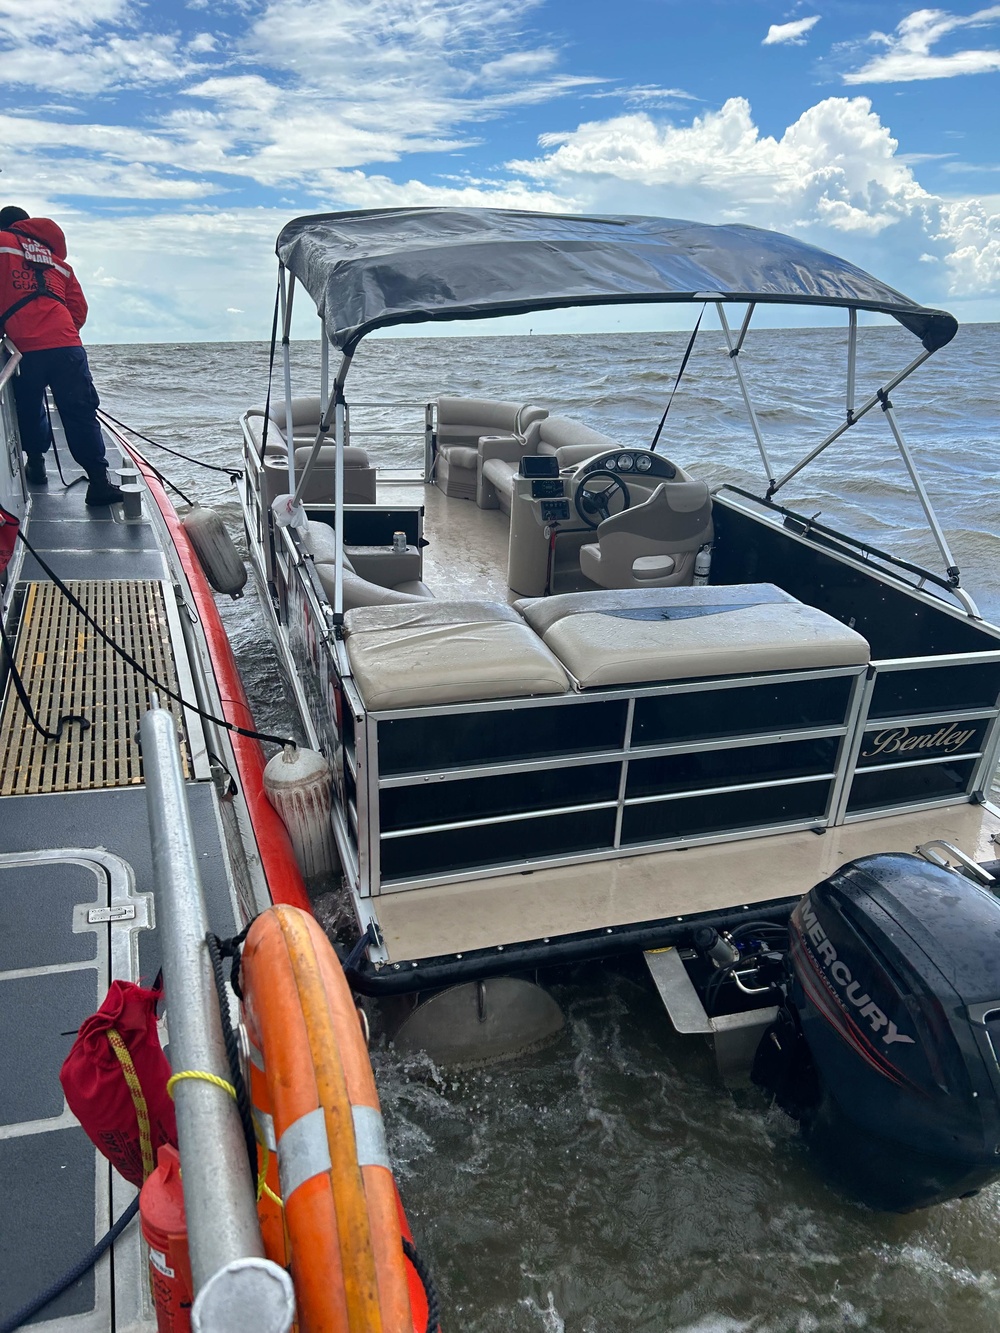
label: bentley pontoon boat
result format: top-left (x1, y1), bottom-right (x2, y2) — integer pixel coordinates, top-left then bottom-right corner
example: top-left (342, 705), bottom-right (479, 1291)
top-left (0, 339), bottom-right (433, 1330)
top-left (241, 209), bottom-right (1000, 1208)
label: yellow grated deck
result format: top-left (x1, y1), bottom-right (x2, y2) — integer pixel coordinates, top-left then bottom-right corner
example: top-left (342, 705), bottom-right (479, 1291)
top-left (0, 580), bottom-right (192, 796)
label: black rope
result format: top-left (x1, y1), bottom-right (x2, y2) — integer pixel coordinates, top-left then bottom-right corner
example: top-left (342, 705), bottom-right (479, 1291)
top-left (0, 605), bottom-right (89, 741)
top-left (96, 417), bottom-right (196, 505)
top-left (403, 1237), bottom-right (442, 1333)
top-left (11, 526), bottom-right (298, 750)
top-left (207, 930), bottom-right (258, 1192)
top-left (42, 399), bottom-right (85, 489)
top-left (258, 281), bottom-right (282, 461)
top-left (0, 1196), bottom-right (139, 1333)
top-left (97, 408), bottom-right (243, 484)
top-left (650, 305), bottom-right (705, 453)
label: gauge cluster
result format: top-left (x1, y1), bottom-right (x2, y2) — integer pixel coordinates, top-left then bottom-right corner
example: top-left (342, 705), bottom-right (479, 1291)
top-left (583, 450), bottom-right (677, 480)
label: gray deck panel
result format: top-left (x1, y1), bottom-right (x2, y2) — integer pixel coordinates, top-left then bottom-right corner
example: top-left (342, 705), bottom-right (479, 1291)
top-left (26, 518), bottom-right (161, 551)
top-left (0, 1128), bottom-right (98, 1324)
top-left (0, 862), bottom-right (101, 972)
top-left (0, 786), bottom-right (242, 986)
top-left (20, 549), bottom-right (169, 581)
top-left (0, 970), bottom-right (101, 1123)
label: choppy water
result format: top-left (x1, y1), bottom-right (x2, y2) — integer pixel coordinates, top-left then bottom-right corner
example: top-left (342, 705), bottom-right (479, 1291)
top-left (91, 324), bottom-right (1000, 1332)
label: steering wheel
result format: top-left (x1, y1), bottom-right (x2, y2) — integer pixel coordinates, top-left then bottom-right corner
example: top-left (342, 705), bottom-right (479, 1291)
top-left (575, 470), bottom-right (631, 528)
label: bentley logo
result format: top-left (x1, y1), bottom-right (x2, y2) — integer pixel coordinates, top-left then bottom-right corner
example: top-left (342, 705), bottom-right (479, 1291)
top-left (861, 722), bottom-right (976, 759)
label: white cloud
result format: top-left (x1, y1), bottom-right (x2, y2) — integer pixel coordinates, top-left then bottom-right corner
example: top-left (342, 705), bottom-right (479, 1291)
top-left (480, 48), bottom-right (558, 82)
top-left (763, 15), bottom-right (820, 46)
top-left (845, 5), bottom-right (1000, 83)
top-left (510, 95), bottom-right (1000, 295)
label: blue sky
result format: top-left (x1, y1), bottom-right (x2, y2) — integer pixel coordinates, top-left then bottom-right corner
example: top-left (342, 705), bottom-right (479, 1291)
top-left (1, 0), bottom-right (998, 342)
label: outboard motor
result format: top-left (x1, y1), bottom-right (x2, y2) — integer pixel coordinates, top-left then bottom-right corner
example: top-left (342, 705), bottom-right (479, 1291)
top-left (753, 852), bottom-right (1000, 1211)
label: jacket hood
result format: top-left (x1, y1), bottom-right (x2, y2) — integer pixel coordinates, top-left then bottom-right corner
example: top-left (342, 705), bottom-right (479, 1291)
top-left (4, 218), bottom-right (68, 260)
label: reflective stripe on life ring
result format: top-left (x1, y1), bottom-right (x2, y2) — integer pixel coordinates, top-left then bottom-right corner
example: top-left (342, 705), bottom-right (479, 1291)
top-left (241, 905), bottom-right (414, 1333)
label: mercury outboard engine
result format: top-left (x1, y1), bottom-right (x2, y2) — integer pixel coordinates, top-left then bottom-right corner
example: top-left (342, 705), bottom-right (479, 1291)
top-left (753, 852), bottom-right (1000, 1211)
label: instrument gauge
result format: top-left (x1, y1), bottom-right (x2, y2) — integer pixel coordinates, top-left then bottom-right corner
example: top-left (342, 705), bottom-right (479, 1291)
top-left (635, 455), bottom-right (653, 472)
top-left (618, 453), bottom-right (635, 471)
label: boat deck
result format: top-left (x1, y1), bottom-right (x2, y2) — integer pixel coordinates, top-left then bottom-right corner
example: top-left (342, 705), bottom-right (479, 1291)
top-left (0, 449), bottom-right (243, 1332)
top-left (378, 477), bottom-right (513, 601)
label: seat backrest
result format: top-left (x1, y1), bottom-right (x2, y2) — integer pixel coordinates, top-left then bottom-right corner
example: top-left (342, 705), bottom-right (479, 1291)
top-left (266, 395), bottom-right (325, 428)
top-left (598, 481), bottom-right (713, 551)
top-left (537, 416), bottom-right (619, 455)
top-left (437, 397), bottom-right (523, 431)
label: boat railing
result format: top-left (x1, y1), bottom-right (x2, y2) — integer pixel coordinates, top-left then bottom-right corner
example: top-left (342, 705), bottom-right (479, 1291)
top-left (140, 702), bottom-right (295, 1330)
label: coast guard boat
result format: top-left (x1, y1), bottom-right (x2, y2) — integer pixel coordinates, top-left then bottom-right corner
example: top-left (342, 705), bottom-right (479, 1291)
top-left (0, 339), bottom-right (433, 1329)
top-left (240, 209), bottom-right (1000, 1208)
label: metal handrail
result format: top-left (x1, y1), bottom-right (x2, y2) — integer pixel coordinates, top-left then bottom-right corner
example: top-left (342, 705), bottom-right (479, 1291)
top-left (0, 337), bottom-right (22, 393)
top-left (140, 703), bottom-right (294, 1331)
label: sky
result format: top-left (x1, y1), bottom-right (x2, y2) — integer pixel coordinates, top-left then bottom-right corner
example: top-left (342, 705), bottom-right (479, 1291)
top-left (1, 0), bottom-right (998, 343)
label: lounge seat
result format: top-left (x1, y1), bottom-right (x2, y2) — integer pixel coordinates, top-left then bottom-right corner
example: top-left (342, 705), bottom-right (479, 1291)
top-left (515, 585), bottom-right (870, 689)
top-left (435, 398), bottom-right (547, 500)
top-left (344, 601), bottom-right (570, 710)
top-left (478, 415), bottom-right (622, 514)
top-left (248, 399), bottom-right (377, 506)
top-left (300, 521), bottom-right (434, 611)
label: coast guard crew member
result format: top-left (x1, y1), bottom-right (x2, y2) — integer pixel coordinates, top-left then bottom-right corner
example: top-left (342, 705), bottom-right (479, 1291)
top-left (0, 206), bottom-right (123, 506)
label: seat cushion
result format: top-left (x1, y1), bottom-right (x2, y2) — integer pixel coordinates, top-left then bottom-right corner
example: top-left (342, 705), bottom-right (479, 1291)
top-left (515, 585), bottom-right (870, 689)
top-left (344, 601), bottom-right (570, 710)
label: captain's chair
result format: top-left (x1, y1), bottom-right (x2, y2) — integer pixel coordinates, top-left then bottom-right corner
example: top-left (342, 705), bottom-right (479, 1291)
top-left (579, 481), bottom-right (714, 589)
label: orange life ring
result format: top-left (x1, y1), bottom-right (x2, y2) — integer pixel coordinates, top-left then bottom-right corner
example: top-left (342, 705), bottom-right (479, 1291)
top-left (241, 905), bottom-right (415, 1333)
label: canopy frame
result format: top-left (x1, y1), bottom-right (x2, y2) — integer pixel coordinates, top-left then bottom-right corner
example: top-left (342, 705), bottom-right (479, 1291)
top-left (267, 205), bottom-right (974, 618)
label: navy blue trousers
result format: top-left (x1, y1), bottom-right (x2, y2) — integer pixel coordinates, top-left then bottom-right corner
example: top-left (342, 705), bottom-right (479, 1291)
top-left (13, 345), bottom-right (108, 476)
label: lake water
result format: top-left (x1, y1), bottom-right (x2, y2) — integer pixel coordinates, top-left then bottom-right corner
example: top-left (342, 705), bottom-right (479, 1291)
top-left (91, 323), bottom-right (1000, 1332)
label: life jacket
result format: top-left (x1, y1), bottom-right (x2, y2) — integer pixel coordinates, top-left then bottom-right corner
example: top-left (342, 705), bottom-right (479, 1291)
top-left (0, 219), bottom-right (87, 351)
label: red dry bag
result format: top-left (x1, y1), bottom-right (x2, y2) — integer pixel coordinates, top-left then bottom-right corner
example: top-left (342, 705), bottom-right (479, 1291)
top-left (60, 979), bottom-right (177, 1187)
top-left (0, 503), bottom-right (17, 575)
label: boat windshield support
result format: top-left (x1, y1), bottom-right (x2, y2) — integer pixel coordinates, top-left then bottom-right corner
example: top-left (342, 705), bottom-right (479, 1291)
top-left (279, 267), bottom-right (297, 493)
top-left (140, 702), bottom-right (295, 1329)
top-left (878, 390), bottom-right (980, 617)
top-left (716, 303), bottom-right (775, 487)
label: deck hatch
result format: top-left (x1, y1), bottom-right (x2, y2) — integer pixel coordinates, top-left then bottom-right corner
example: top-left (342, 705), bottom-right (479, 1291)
top-left (0, 579), bottom-right (192, 795)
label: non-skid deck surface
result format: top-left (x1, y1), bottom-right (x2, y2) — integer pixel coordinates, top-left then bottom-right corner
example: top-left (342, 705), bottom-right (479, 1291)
top-left (378, 479), bottom-right (513, 601)
top-left (0, 579), bottom-right (191, 795)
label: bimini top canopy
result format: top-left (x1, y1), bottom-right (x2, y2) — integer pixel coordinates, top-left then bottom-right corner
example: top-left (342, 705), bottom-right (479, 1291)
top-left (276, 207), bottom-right (957, 356)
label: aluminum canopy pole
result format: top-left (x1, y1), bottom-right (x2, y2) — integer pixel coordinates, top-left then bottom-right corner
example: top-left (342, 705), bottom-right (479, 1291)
top-left (140, 703), bottom-right (294, 1332)
top-left (879, 392), bottom-right (982, 618)
top-left (846, 309), bottom-right (857, 422)
top-left (716, 302), bottom-right (775, 486)
top-left (334, 398), bottom-right (346, 617)
top-left (279, 267), bottom-right (296, 492)
top-left (320, 317), bottom-right (330, 416)
top-left (770, 348), bottom-right (932, 495)
top-left (292, 349), bottom-right (354, 508)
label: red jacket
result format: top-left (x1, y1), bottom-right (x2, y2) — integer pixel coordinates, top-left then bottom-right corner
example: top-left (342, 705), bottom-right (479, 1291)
top-left (0, 217), bottom-right (87, 352)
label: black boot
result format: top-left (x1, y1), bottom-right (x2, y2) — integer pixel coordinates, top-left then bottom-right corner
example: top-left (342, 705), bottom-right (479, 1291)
top-left (24, 454), bottom-right (48, 485)
top-left (85, 470), bottom-right (124, 507)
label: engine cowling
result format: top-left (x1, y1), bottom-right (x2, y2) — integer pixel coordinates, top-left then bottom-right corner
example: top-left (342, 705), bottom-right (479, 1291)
top-left (757, 852), bottom-right (1000, 1211)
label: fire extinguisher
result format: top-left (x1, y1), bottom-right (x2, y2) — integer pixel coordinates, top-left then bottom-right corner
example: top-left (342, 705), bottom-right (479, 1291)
top-left (139, 1143), bottom-right (194, 1332)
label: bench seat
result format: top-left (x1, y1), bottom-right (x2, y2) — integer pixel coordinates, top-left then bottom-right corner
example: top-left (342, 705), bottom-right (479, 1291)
top-left (344, 601), bottom-right (570, 710)
top-left (515, 586), bottom-right (870, 689)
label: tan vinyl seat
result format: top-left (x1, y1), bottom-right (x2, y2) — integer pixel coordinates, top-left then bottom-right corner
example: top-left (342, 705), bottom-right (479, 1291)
top-left (435, 398), bottom-right (547, 500)
top-left (579, 481), bottom-right (714, 589)
top-left (344, 601), bottom-right (570, 710)
top-left (515, 585), bottom-right (870, 689)
top-left (477, 415), bottom-right (622, 514)
top-left (300, 521), bottom-right (434, 611)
